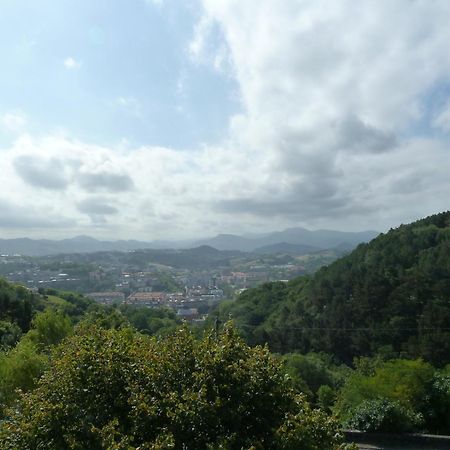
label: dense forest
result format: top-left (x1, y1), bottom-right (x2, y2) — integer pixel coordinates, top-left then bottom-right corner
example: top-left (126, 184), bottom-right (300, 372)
top-left (0, 212), bottom-right (450, 447)
top-left (215, 212), bottom-right (450, 365)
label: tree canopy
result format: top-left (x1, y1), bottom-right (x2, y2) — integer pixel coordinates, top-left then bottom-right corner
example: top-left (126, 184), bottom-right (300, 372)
top-left (0, 323), bottom-right (350, 450)
top-left (214, 212), bottom-right (450, 365)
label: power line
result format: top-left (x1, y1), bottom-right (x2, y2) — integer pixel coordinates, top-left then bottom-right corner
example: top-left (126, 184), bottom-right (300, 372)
top-left (232, 323), bottom-right (450, 332)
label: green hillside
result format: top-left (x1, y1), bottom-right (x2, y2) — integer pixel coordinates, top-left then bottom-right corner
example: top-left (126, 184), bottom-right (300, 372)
top-left (215, 212), bottom-right (450, 365)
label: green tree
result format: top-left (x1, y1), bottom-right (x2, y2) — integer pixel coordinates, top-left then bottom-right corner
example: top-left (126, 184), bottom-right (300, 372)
top-left (335, 359), bottom-right (449, 433)
top-left (24, 309), bottom-right (73, 349)
top-left (343, 398), bottom-right (423, 432)
top-left (0, 340), bottom-right (48, 416)
top-left (317, 385), bottom-right (336, 412)
top-left (120, 305), bottom-right (180, 336)
top-left (282, 353), bottom-right (336, 401)
top-left (0, 279), bottom-right (38, 332)
top-left (0, 320), bottom-right (22, 351)
top-left (0, 323), bottom-right (347, 450)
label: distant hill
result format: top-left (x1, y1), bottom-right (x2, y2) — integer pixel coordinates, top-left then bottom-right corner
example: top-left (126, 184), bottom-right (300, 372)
top-left (119, 245), bottom-right (244, 270)
top-left (195, 228), bottom-right (378, 252)
top-left (214, 212), bottom-right (450, 365)
top-left (253, 242), bottom-right (320, 255)
top-left (195, 234), bottom-right (257, 252)
top-left (0, 236), bottom-right (155, 256)
top-left (0, 227), bottom-right (378, 256)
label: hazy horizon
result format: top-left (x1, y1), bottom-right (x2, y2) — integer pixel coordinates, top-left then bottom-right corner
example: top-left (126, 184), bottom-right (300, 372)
top-left (0, 223), bottom-right (382, 243)
top-left (2, 1), bottom-right (450, 240)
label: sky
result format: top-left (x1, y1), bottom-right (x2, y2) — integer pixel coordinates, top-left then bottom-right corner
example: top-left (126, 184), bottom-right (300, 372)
top-left (1, 0), bottom-right (450, 240)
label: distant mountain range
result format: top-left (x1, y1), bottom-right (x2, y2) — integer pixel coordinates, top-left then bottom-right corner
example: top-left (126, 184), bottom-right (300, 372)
top-left (194, 227), bottom-right (379, 252)
top-left (0, 236), bottom-right (152, 257)
top-left (0, 227), bottom-right (379, 257)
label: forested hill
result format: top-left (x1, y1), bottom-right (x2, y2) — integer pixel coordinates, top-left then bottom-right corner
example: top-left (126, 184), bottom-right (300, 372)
top-left (0, 279), bottom-right (94, 345)
top-left (216, 212), bottom-right (450, 365)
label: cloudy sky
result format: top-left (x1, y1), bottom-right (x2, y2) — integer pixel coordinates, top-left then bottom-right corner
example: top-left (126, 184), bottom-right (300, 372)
top-left (1, 0), bottom-right (450, 240)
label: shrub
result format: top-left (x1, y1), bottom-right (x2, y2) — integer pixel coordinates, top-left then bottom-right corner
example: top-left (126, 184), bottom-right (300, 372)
top-left (344, 398), bottom-right (423, 433)
top-left (317, 385), bottom-right (336, 412)
top-left (0, 323), bottom-right (346, 449)
top-left (425, 373), bottom-right (450, 434)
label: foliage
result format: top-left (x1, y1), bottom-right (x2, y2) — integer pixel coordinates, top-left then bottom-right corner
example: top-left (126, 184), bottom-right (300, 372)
top-left (343, 398), bottom-right (423, 433)
top-left (212, 280), bottom-right (300, 348)
top-left (0, 310), bottom-right (73, 417)
top-left (425, 372), bottom-right (450, 433)
top-left (0, 279), bottom-right (94, 338)
top-left (0, 279), bottom-right (38, 332)
top-left (336, 359), bottom-right (434, 414)
top-left (273, 399), bottom-right (344, 450)
top-left (0, 320), bottom-right (22, 351)
top-left (0, 339), bottom-right (48, 415)
top-left (317, 385), bottom-right (336, 412)
top-left (41, 288), bottom-right (95, 320)
top-left (24, 309), bottom-right (73, 350)
top-left (214, 212), bottom-right (450, 365)
top-left (78, 305), bottom-right (130, 330)
top-left (120, 305), bottom-right (181, 336)
top-left (281, 353), bottom-right (340, 402)
top-left (335, 358), bottom-right (450, 434)
top-left (0, 323), bottom-right (346, 450)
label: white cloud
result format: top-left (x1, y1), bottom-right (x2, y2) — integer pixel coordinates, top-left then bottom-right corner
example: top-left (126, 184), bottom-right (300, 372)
top-left (196, 0), bottom-right (450, 128)
top-left (64, 57), bottom-right (82, 69)
top-left (3, 1), bottom-right (450, 239)
top-left (1, 111), bottom-right (27, 132)
top-left (0, 134), bottom-right (212, 238)
top-left (1, 126), bottom-right (449, 240)
top-left (182, 0), bottom-right (450, 230)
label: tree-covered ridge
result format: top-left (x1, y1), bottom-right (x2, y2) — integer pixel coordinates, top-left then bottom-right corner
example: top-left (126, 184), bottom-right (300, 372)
top-left (215, 211), bottom-right (450, 365)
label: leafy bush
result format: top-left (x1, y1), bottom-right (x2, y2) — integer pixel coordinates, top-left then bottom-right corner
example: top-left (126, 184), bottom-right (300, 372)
top-left (336, 359), bottom-right (434, 417)
top-left (425, 373), bottom-right (450, 433)
top-left (344, 398), bottom-right (423, 432)
top-left (335, 358), bottom-right (450, 434)
top-left (317, 385), bottom-right (336, 412)
top-left (0, 340), bottom-right (48, 416)
top-left (282, 353), bottom-right (335, 399)
top-left (0, 323), bottom-right (346, 449)
top-left (0, 310), bottom-right (73, 417)
top-left (120, 305), bottom-right (180, 336)
top-left (24, 309), bottom-right (73, 350)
